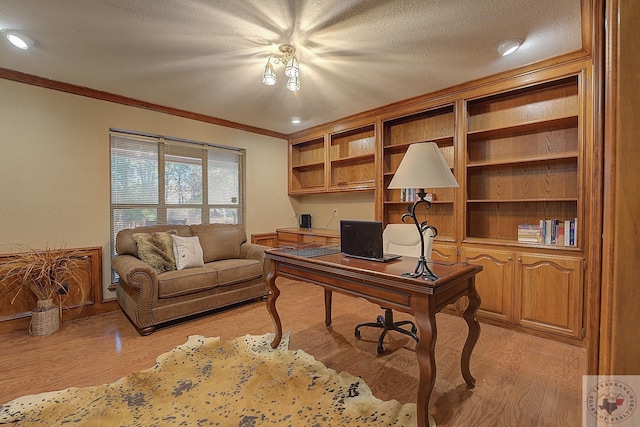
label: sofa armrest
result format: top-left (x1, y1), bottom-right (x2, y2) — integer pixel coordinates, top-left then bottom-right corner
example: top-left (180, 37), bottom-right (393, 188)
top-left (112, 254), bottom-right (159, 330)
top-left (112, 254), bottom-right (157, 287)
top-left (239, 242), bottom-right (272, 279)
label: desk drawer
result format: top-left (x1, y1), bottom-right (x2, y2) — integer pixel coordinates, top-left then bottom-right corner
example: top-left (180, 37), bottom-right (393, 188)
top-left (279, 264), bottom-right (412, 311)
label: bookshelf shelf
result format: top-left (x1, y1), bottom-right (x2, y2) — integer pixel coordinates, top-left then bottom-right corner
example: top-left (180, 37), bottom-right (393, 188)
top-left (330, 153), bottom-right (375, 165)
top-left (384, 200), bottom-right (454, 205)
top-left (466, 115), bottom-right (578, 138)
top-left (383, 135), bottom-right (454, 152)
top-left (467, 153), bottom-right (578, 168)
top-left (291, 161), bottom-right (325, 170)
top-left (467, 198), bottom-right (579, 203)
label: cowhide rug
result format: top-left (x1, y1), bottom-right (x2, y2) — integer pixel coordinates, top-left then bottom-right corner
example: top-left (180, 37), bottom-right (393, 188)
top-left (0, 332), bottom-right (417, 426)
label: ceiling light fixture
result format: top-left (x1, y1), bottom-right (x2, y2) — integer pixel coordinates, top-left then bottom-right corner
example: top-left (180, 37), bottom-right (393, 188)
top-left (262, 44), bottom-right (300, 92)
top-left (497, 39), bottom-right (522, 56)
top-left (1, 30), bottom-right (37, 50)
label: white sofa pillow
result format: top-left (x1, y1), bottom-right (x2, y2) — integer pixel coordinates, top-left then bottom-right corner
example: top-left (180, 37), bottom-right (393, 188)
top-left (171, 235), bottom-right (204, 270)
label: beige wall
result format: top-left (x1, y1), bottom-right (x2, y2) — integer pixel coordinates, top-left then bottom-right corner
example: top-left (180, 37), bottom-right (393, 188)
top-left (291, 192), bottom-right (376, 231)
top-left (0, 79), bottom-right (293, 298)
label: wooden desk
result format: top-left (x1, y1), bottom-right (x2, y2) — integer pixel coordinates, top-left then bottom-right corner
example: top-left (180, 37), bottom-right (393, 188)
top-left (264, 249), bottom-right (483, 427)
top-left (275, 227), bottom-right (340, 246)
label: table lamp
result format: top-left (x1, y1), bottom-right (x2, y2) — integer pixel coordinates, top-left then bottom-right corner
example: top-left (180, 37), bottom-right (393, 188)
top-left (387, 142), bottom-right (459, 280)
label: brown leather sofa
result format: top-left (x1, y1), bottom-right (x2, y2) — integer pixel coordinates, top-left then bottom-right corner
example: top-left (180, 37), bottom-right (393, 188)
top-left (112, 223), bottom-right (270, 335)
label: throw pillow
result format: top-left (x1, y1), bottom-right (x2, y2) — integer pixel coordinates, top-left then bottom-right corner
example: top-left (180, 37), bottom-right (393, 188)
top-left (190, 224), bottom-right (244, 262)
top-left (171, 235), bottom-right (205, 270)
top-left (132, 232), bottom-right (177, 274)
top-left (152, 232), bottom-right (177, 269)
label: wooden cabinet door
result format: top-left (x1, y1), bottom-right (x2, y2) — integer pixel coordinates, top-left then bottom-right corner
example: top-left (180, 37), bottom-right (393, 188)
top-left (515, 253), bottom-right (583, 339)
top-left (277, 232), bottom-right (300, 246)
top-left (431, 244), bottom-right (457, 262)
top-left (461, 247), bottom-right (514, 323)
top-left (432, 244), bottom-right (463, 312)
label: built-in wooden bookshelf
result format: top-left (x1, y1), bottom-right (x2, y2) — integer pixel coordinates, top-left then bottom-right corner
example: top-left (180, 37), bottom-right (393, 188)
top-left (459, 75), bottom-right (585, 342)
top-left (289, 137), bottom-right (325, 194)
top-left (287, 63), bottom-right (594, 345)
top-left (382, 105), bottom-right (456, 240)
top-left (329, 125), bottom-right (375, 191)
top-left (289, 125), bottom-right (376, 194)
top-left (464, 76), bottom-right (580, 247)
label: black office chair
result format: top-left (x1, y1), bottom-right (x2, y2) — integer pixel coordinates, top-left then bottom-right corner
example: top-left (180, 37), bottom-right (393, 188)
top-left (354, 224), bottom-right (433, 354)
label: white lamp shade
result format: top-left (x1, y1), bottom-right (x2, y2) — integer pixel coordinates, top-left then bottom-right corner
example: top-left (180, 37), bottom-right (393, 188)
top-left (388, 142), bottom-right (458, 189)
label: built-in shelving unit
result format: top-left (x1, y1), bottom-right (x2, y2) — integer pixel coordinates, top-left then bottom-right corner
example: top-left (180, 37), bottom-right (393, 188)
top-left (289, 137), bottom-right (325, 194)
top-left (459, 75), bottom-right (585, 342)
top-left (288, 125), bottom-right (375, 194)
top-left (382, 105), bottom-right (456, 240)
top-left (329, 125), bottom-right (375, 191)
top-left (464, 76), bottom-right (580, 247)
top-left (287, 62), bottom-right (595, 345)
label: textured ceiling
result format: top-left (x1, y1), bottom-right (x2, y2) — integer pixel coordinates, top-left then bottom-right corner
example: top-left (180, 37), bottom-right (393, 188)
top-left (0, 0), bottom-right (583, 135)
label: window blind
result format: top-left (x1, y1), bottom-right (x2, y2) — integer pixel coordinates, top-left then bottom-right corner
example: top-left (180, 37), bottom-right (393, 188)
top-left (109, 130), bottom-right (244, 281)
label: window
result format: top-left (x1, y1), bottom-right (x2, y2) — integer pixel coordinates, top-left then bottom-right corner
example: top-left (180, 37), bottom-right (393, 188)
top-left (110, 130), bottom-right (244, 278)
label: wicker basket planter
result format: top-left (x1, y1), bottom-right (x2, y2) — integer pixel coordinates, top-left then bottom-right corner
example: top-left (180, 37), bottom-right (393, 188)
top-left (0, 245), bottom-right (85, 336)
top-left (30, 298), bottom-right (60, 336)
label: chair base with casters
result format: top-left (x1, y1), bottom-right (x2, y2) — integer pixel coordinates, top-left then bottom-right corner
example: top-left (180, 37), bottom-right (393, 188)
top-left (354, 307), bottom-right (419, 354)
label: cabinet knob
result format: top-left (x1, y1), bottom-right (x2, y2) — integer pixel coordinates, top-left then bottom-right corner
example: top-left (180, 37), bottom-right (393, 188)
top-left (507, 256), bottom-right (512, 261)
top-left (518, 257), bottom-right (522, 262)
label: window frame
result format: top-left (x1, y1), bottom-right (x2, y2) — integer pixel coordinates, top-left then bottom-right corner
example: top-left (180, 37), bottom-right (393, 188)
top-left (109, 129), bottom-right (245, 281)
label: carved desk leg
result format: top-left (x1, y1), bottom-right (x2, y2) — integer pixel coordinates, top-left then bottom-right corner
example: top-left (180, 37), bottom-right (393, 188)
top-left (324, 289), bottom-right (333, 327)
top-left (461, 276), bottom-right (481, 387)
top-left (414, 295), bottom-right (437, 427)
top-left (266, 260), bottom-right (282, 349)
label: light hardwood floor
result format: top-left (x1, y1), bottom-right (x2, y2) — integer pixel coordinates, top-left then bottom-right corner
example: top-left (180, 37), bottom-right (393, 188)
top-left (0, 277), bottom-right (586, 426)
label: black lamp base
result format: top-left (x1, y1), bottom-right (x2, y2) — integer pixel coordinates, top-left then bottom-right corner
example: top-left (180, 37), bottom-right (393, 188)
top-left (400, 189), bottom-right (439, 281)
top-left (401, 255), bottom-right (438, 281)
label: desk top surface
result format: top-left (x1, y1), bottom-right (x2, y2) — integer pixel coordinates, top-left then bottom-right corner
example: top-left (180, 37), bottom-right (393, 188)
top-left (266, 248), bottom-right (481, 293)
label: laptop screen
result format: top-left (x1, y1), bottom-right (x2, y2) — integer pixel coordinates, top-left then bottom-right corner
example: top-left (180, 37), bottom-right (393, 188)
top-left (340, 220), bottom-right (384, 259)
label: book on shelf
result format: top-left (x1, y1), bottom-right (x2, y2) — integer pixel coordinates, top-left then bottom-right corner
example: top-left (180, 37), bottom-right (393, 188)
top-left (399, 189), bottom-right (434, 202)
top-left (537, 218), bottom-right (577, 246)
top-left (518, 224), bottom-right (542, 243)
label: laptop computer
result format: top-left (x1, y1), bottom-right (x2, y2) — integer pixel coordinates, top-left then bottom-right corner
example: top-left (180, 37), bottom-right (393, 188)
top-left (340, 220), bottom-right (401, 262)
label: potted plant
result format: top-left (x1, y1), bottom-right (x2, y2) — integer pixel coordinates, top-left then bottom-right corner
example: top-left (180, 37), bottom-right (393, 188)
top-left (0, 245), bottom-right (86, 335)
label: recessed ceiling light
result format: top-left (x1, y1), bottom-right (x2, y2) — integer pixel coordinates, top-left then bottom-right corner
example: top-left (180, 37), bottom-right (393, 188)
top-left (291, 118), bottom-right (301, 124)
top-left (1, 30), bottom-right (37, 50)
top-left (497, 39), bottom-right (522, 56)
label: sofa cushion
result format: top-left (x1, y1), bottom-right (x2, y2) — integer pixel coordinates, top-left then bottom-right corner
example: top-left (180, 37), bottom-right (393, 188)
top-left (205, 259), bottom-right (263, 286)
top-left (117, 225), bottom-right (192, 257)
top-left (132, 231), bottom-right (177, 274)
top-left (171, 235), bottom-right (205, 270)
top-left (190, 224), bottom-right (246, 262)
top-left (157, 267), bottom-right (218, 298)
